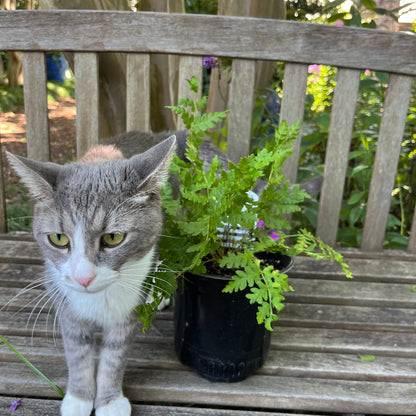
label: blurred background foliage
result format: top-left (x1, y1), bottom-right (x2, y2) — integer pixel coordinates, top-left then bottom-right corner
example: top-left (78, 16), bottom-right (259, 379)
top-left (1, 0), bottom-right (415, 248)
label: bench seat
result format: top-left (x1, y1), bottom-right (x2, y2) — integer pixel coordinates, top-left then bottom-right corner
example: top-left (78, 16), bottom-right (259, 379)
top-left (1, 235), bottom-right (415, 415)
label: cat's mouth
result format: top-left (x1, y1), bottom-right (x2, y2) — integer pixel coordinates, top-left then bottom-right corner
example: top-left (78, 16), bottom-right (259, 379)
top-left (64, 275), bottom-right (118, 294)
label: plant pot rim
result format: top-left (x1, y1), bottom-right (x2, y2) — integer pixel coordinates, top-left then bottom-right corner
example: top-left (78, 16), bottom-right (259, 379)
top-left (185, 251), bottom-right (294, 282)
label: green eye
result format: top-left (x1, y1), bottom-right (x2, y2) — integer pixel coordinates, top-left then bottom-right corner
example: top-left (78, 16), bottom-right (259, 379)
top-left (101, 233), bottom-right (125, 248)
top-left (48, 233), bottom-right (70, 249)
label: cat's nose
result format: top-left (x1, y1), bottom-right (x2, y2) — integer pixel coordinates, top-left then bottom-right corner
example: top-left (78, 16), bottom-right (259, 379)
top-left (75, 276), bottom-right (95, 288)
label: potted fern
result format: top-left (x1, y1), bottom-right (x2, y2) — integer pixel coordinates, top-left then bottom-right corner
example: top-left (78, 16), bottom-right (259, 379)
top-left (140, 77), bottom-right (351, 382)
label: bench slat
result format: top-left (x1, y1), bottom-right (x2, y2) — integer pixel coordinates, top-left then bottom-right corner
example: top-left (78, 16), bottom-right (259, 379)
top-left (361, 74), bottom-right (414, 251)
top-left (2, 11), bottom-right (416, 76)
top-left (274, 327), bottom-right (416, 357)
top-left (2, 335), bottom-right (416, 383)
top-left (279, 63), bottom-right (309, 184)
top-left (177, 56), bottom-right (202, 130)
top-left (74, 52), bottom-right (99, 157)
top-left (0, 149), bottom-right (6, 233)
top-left (408, 206), bottom-right (416, 253)
top-left (0, 397), bottom-right (319, 416)
top-left (1, 360), bottom-right (415, 415)
top-left (316, 68), bottom-right (361, 245)
top-left (126, 53), bottom-right (151, 132)
top-left (21, 52), bottom-right (50, 162)
top-left (227, 59), bottom-right (256, 162)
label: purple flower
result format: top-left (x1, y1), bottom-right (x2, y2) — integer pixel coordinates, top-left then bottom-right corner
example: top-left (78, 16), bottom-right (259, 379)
top-left (256, 219), bottom-right (265, 229)
top-left (269, 231), bottom-right (280, 241)
top-left (10, 398), bottom-right (21, 411)
top-left (203, 56), bottom-right (216, 69)
top-left (333, 20), bottom-right (344, 26)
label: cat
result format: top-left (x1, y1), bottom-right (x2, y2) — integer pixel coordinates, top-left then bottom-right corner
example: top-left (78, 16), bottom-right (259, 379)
top-left (6, 134), bottom-right (177, 416)
top-left (6, 130), bottom-right (323, 416)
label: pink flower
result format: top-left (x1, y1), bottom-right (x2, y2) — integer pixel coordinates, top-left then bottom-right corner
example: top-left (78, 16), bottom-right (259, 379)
top-left (308, 64), bottom-right (321, 74)
top-left (269, 231), bottom-right (280, 241)
top-left (333, 20), bottom-right (344, 26)
top-left (364, 69), bottom-right (371, 76)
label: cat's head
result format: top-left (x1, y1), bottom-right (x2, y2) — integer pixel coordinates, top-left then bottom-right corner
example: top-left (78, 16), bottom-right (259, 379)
top-left (6, 136), bottom-right (176, 302)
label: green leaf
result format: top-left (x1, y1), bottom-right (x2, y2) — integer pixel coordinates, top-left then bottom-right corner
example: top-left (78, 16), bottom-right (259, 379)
top-left (359, 354), bottom-right (376, 362)
top-left (409, 285), bottom-right (416, 293)
top-left (347, 191), bottom-right (365, 205)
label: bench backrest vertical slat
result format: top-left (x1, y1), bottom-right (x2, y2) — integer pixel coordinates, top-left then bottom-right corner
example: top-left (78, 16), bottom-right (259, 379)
top-left (21, 52), bottom-right (50, 162)
top-left (177, 56), bottom-right (202, 130)
top-left (279, 63), bottom-right (309, 184)
top-left (227, 59), bottom-right (256, 163)
top-left (74, 52), bottom-right (99, 158)
top-left (361, 74), bottom-right (414, 251)
top-left (126, 53), bottom-right (151, 133)
top-left (0, 147), bottom-right (7, 233)
top-left (408, 207), bottom-right (416, 253)
top-left (316, 68), bottom-right (361, 246)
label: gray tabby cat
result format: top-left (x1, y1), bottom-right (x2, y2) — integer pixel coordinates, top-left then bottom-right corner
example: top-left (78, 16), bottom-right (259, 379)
top-left (6, 134), bottom-right (177, 416)
top-left (6, 130), bottom-right (322, 416)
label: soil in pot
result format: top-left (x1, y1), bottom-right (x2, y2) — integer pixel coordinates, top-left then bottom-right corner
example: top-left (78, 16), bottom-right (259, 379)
top-left (174, 252), bottom-right (293, 382)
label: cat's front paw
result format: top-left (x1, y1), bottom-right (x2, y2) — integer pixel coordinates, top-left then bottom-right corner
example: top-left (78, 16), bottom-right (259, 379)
top-left (61, 392), bottom-right (94, 416)
top-left (95, 395), bottom-right (131, 416)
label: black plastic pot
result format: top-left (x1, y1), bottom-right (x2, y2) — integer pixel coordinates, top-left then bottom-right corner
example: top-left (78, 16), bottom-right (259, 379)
top-left (174, 252), bottom-right (293, 382)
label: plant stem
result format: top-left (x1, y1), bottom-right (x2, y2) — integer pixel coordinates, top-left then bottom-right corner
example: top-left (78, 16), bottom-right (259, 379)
top-left (0, 335), bottom-right (65, 397)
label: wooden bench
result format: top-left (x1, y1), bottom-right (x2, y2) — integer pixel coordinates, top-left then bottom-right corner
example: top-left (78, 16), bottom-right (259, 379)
top-left (1, 9), bottom-right (416, 415)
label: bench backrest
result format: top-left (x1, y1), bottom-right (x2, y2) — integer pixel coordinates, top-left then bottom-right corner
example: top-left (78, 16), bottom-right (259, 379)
top-left (1, 10), bottom-right (415, 253)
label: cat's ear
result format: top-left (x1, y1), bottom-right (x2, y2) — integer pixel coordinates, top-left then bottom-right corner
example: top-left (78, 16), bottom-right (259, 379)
top-left (6, 152), bottom-right (62, 201)
top-left (129, 135), bottom-right (177, 193)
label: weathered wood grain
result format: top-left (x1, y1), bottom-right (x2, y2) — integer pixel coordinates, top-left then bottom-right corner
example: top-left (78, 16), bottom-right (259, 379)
top-left (3, 360), bottom-right (415, 415)
top-left (21, 52), bottom-right (50, 162)
top-left (0, 143), bottom-right (7, 233)
top-left (361, 74), bottom-right (414, 251)
top-left (0, 396), bottom-right (322, 416)
top-left (316, 68), bottom-right (361, 245)
top-left (177, 56), bottom-right (202, 130)
top-left (126, 53), bottom-right (151, 132)
top-left (74, 52), bottom-right (99, 157)
top-left (285, 278), bottom-right (416, 308)
top-left (279, 63), bottom-right (309, 184)
top-left (409, 205), bottom-right (416, 253)
top-left (0, 240), bottom-right (42, 264)
top-left (273, 327), bottom-right (416, 357)
top-left (0, 263), bottom-right (45, 287)
top-left (227, 59), bottom-right (256, 162)
top-left (2, 11), bottom-right (416, 76)
top-left (2, 334), bottom-right (416, 383)
top-left (289, 254), bottom-right (416, 283)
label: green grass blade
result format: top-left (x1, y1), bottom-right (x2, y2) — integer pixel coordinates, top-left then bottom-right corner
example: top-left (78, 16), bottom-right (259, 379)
top-left (0, 335), bottom-right (65, 397)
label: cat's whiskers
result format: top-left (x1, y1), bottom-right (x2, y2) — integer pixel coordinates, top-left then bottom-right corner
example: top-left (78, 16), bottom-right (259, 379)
top-left (28, 285), bottom-right (61, 344)
top-left (2, 276), bottom-right (49, 313)
top-left (52, 295), bottom-right (67, 346)
top-left (25, 284), bottom-right (58, 331)
top-left (44, 287), bottom-right (64, 339)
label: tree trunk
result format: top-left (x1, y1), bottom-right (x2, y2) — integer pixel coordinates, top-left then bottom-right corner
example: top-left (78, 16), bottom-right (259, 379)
top-left (207, 0), bottom-right (286, 132)
top-left (139, 0), bottom-right (185, 132)
top-left (2, 0), bottom-right (23, 87)
top-left (38, 0), bottom-right (130, 139)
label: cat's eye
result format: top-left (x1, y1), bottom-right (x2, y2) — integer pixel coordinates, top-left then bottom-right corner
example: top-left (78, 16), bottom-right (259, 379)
top-left (101, 233), bottom-right (125, 248)
top-left (48, 233), bottom-right (70, 249)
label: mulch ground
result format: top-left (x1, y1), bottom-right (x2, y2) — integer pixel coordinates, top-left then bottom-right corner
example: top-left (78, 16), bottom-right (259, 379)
top-left (0, 97), bottom-right (76, 192)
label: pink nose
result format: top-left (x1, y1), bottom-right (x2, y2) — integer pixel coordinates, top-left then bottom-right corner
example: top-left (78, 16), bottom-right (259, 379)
top-left (75, 276), bottom-right (95, 288)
